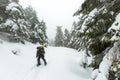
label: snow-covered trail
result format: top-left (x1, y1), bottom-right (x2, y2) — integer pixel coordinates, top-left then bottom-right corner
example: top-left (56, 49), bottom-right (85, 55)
top-left (0, 42), bottom-right (92, 80)
top-left (24, 47), bottom-right (92, 80)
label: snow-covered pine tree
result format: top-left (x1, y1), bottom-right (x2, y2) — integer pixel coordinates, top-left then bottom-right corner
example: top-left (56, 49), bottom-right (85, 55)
top-left (38, 20), bottom-right (48, 46)
top-left (24, 6), bottom-right (39, 26)
top-left (70, 0), bottom-right (114, 54)
top-left (24, 6), bottom-right (48, 45)
top-left (0, 1), bottom-right (48, 45)
top-left (55, 26), bottom-right (64, 46)
top-left (32, 23), bottom-right (48, 45)
top-left (63, 28), bottom-right (70, 47)
top-left (70, 0), bottom-right (120, 80)
top-left (0, 0), bottom-right (30, 43)
top-left (68, 21), bottom-right (82, 50)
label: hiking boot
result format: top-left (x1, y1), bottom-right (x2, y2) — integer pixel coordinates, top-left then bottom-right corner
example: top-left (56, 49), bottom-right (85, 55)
top-left (44, 62), bottom-right (47, 66)
top-left (37, 64), bottom-right (41, 67)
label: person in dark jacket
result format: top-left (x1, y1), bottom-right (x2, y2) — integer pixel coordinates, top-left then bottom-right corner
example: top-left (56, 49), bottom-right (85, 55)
top-left (36, 45), bottom-right (47, 66)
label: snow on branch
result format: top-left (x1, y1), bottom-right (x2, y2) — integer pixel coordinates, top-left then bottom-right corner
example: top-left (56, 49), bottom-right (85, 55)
top-left (92, 42), bottom-right (120, 80)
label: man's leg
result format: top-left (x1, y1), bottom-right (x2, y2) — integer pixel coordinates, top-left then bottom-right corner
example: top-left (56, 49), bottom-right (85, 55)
top-left (41, 56), bottom-right (47, 65)
top-left (37, 57), bottom-right (41, 66)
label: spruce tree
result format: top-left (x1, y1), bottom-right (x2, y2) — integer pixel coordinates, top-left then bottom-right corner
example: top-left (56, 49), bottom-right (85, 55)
top-left (63, 28), bottom-right (70, 47)
top-left (0, 1), bottom-right (48, 45)
top-left (10, 1), bottom-right (29, 42)
top-left (70, 0), bottom-right (120, 79)
top-left (24, 6), bottom-right (48, 45)
top-left (69, 21), bottom-right (84, 50)
top-left (0, 0), bottom-right (30, 43)
top-left (55, 26), bottom-right (64, 46)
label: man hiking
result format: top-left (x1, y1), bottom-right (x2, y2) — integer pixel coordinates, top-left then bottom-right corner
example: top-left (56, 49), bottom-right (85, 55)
top-left (36, 45), bottom-right (47, 66)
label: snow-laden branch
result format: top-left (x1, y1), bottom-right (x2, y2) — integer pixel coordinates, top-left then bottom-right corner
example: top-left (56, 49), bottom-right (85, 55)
top-left (92, 42), bottom-right (120, 80)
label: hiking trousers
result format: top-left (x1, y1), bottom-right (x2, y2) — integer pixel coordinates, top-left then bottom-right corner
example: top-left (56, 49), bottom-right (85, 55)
top-left (37, 55), bottom-right (47, 65)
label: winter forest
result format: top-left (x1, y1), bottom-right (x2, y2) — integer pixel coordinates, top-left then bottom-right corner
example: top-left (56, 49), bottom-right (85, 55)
top-left (0, 0), bottom-right (120, 80)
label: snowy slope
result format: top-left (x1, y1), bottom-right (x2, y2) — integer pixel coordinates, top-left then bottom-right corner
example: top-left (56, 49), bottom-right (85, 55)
top-left (0, 41), bottom-right (92, 80)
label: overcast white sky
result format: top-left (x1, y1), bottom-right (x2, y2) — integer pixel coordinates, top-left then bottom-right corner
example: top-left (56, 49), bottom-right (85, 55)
top-left (19, 0), bottom-right (84, 39)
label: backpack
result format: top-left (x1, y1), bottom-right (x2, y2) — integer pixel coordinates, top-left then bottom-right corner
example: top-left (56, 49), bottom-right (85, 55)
top-left (37, 46), bottom-right (45, 54)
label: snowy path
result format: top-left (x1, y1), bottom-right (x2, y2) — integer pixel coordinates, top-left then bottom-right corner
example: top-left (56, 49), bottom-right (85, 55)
top-left (23, 47), bottom-right (92, 80)
top-left (0, 42), bottom-right (92, 80)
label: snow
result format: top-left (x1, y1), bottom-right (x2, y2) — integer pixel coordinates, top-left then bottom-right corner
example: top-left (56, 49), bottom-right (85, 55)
top-left (0, 41), bottom-right (92, 80)
top-left (6, 2), bottom-right (20, 11)
top-left (78, 50), bottom-right (91, 67)
top-left (4, 19), bottom-right (14, 26)
top-left (92, 69), bottom-right (99, 80)
top-left (80, 8), bottom-right (98, 32)
top-left (108, 13), bottom-right (120, 31)
top-left (108, 13), bottom-right (120, 41)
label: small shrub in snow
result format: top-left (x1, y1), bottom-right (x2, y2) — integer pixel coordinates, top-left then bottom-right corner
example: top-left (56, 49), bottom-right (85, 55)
top-left (11, 48), bottom-right (21, 55)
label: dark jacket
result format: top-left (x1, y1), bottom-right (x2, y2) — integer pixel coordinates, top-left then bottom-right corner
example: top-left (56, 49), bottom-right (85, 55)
top-left (36, 47), bottom-right (45, 57)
